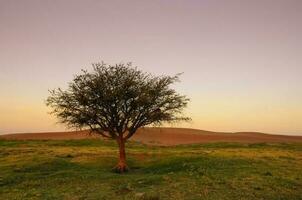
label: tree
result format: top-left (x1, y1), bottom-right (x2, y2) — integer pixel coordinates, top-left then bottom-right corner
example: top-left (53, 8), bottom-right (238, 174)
top-left (46, 62), bottom-right (190, 173)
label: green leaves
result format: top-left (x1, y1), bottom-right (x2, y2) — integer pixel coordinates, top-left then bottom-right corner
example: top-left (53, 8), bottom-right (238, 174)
top-left (46, 62), bottom-right (190, 140)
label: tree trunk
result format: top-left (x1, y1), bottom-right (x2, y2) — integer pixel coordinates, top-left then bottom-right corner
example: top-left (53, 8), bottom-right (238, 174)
top-left (114, 135), bottom-right (128, 173)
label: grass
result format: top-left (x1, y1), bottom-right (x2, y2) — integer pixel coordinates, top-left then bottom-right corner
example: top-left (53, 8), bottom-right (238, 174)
top-left (0, 139), bottom-right (302, 200)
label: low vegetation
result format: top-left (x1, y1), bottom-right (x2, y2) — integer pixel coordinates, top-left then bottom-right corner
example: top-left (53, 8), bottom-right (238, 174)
top-left (0, 140), bottom-right (301, 200)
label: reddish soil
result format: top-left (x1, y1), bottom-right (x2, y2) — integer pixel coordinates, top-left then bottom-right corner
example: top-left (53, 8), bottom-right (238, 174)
top-left (1, 128), bottom-right (301, 146)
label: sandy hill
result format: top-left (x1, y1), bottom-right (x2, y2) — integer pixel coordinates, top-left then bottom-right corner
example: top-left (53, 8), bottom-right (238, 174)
top-left (1, 127), bottom-right (302, 145)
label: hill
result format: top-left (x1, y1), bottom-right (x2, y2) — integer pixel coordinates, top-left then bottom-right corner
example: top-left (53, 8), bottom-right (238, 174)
top-left (1, 127), bottom-right (302, 145)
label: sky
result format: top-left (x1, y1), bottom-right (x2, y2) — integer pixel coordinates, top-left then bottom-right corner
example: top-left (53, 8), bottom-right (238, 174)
top-left (0, 0), bottom-right (301, 135)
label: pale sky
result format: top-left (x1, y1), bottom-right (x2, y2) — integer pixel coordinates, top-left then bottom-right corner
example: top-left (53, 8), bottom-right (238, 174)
top-left (0, 0), bottom-right (301, 135)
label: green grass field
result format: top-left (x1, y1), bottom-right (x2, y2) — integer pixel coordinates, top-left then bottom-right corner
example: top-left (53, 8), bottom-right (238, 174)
top-left (0, 139), bottom-right (301, 200)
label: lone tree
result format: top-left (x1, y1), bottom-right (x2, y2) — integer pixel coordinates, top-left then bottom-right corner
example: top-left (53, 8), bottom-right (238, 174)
top-left (46, 62), bottom-right (190, 173)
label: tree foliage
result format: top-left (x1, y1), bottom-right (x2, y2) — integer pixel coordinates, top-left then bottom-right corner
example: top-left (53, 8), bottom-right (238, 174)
top-left (46, 62), bottom-right (190, 139)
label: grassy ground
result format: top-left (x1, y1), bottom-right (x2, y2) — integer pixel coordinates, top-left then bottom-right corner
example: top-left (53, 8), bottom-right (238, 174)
top-left (0, 139), bottom-right (301, 200)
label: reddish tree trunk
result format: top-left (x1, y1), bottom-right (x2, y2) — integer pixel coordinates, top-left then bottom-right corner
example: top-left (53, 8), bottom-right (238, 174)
top-left (114, 135), bottom-right (128, 173)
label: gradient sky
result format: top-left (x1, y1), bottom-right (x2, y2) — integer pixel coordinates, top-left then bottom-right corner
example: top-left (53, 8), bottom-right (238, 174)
top-left (0, 0), bottom-right (301, 135)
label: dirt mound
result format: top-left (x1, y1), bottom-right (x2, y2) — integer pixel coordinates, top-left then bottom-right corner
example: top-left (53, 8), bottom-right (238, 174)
top-left (1, 128), bottom-right (301, 145)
